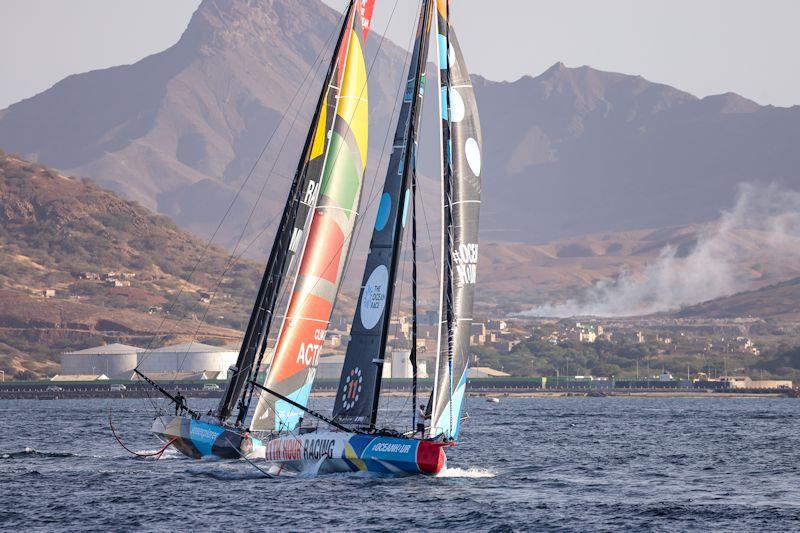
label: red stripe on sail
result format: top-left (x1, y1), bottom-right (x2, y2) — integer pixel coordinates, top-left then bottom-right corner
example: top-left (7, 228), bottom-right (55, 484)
top-left (298, 211), bottom-right (345, 284)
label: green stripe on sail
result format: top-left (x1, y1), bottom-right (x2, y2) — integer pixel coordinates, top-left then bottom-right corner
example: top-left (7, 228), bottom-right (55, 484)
top-left (320, 131), bottom-right (361, 211)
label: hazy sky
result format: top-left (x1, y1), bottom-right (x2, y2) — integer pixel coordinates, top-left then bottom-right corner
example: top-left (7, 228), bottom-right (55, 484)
top-left (2, 0), bottom-right (798, 109)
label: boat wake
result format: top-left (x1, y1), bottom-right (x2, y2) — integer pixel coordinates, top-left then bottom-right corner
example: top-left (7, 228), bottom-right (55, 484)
top-left (437, 467), bottom-right (495, 478)
top-left (1, 447), bottom-right (75, 460)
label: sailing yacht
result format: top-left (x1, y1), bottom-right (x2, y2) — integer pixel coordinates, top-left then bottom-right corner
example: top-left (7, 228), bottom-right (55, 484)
top-left (256, 0), bottom-right (482, 476)
top-left (143, 0), bottom-right (482, 477)
top-left (148, 0), bottom-right (373, 461)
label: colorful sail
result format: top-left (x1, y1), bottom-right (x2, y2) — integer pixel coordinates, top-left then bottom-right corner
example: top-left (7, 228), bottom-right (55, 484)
top-left (429, 0), bottom-right (482, 440)
top-left (217, 2), bottom-right (358, 424)
top-left (250, 2), bottom-right (371, 433)
top-left (332, 0), bottom-right (434, 428)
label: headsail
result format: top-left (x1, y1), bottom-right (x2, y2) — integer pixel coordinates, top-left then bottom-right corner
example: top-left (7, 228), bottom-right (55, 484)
top-left (250, 2), bottom-right (371, 433)
top-left (429, 0), bottom-right (482, 440)
top-left (217, 2), bottom-right (358, 424)
top-left (332, 0), bottom-right (434, 428)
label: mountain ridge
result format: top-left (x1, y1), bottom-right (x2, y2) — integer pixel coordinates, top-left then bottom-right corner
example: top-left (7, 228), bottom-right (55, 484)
top-left (2, 0), bottom-right (799, 251)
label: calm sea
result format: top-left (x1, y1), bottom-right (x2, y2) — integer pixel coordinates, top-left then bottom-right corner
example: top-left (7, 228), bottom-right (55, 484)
top-left (2, 396), bottom-right (800, 531)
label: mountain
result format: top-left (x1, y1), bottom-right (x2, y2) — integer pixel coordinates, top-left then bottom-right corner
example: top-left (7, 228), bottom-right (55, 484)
top-left (2, 0), bottom-right (799, 252)
top-left (0, 151), bottom-right (257, 377)
top-left (473, 63), bottom-right (800, 242)
top-left (0, 0), bottom-right (406, 251)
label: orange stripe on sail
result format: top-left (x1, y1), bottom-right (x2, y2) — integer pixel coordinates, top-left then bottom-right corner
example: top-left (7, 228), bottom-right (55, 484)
top-left (268, 293), bottom-right (333, 384)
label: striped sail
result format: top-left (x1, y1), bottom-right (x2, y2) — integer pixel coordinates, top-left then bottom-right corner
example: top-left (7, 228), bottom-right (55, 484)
top-left (429, 0), bottom-right (482, 440)
top-left (250, 3), bottom-right (371, 433)
top-left (218, 2), bottom-right (357, 424)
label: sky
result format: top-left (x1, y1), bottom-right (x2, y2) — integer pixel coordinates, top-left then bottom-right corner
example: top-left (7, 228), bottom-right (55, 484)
top-left (1, 0), bottom-right (799, 110)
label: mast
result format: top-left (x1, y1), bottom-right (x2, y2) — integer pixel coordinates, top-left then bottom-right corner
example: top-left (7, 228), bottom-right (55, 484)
top-left (216, 1), bottom-right (356, 423)
top-left (410, 160), bottom-right (419, 433)
top-left (249, 1), bottom-right (373, 433)
top-left (428, 0), bottom-right (482, 440)
top-left (331, 0), bottom-right (434, 429)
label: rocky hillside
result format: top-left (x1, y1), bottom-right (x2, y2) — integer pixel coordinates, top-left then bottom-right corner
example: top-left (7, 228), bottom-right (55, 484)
top-left (0, 151), bottom-right (258, 377)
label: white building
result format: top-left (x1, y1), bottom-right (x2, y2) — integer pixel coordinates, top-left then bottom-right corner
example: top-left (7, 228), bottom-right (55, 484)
top-left (389, 351), bottom-right (428, 379)
top-left (317, 354), bottom-right (417, 381)
top-left (136, 342), bottom-right (238, 376)
top-left (60, 343), bottom-right (143, 378)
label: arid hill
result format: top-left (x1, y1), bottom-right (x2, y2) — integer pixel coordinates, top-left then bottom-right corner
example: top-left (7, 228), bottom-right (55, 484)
top-left (0, 151), bottom-right (258, 377)
top-left (674, 278), bottom-right (800, 320)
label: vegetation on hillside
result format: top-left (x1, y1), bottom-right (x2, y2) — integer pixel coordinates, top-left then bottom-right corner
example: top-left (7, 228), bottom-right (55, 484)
top-left (0, 151), bottom-right (263, 377)
top-left (475, 328), bottom-right (800, 380)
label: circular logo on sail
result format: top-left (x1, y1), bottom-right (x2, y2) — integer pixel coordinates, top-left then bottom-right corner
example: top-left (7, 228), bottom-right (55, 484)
top-left (360, 265), bottom-right (388, 330)
top-left (342, 367), bottom-right (363, 410)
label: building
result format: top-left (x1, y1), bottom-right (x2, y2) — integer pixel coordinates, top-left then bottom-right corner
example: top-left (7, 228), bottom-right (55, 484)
top-left (467, 367), bottom-right (511, 378)
top-left (388, 351), bottom-right (428, 379)
top-left (60, 343), bottom-right (144, 378)
top-left (136, 342), bottom-right (237, 376)
top-left (720, 376), bottom-right (792, 389)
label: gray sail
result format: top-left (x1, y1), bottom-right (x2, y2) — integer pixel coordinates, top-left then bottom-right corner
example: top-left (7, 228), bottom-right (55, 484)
top-left (332, 0), bottom-right (434, 428)
top-left (429, 6), bottom-right (482, 440)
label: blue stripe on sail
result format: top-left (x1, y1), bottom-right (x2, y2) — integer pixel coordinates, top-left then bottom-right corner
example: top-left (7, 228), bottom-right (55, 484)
top-left (450, 367), bottom-right (469, 439)
top-left (431, 363), bottom-right (470, 440)
top-left (401, 189), bottom-right (410, 228)
top-left (440, 87), bottom-right (448, 120)
top-left (437, 34), bottom-right (448, 69)
top-left (274, 382), bottom-right (313, 432)
top-left (375, 193), bottom-right (392, 231)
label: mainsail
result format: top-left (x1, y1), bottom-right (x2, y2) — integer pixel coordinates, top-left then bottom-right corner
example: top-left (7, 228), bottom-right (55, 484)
top-left (250, 2), bottom-right (372, 433)
top-left (429, 0), bottom-right (482, 440)
top-left (332, 0), bottom-right (434, 428)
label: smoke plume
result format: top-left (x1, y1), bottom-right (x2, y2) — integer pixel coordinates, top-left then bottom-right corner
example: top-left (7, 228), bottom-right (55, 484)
top-left (521, 183), bottom-right (800, 317)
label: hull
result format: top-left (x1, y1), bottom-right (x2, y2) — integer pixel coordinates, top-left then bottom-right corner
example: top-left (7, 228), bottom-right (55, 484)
top-left (264, 430), bottom-right (448, 476)
top-left (151, 415), bottom-right (265, 460)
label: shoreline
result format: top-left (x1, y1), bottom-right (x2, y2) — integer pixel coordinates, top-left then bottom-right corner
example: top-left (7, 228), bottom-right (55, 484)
top-left (0, 389), bottom-right (793, 400)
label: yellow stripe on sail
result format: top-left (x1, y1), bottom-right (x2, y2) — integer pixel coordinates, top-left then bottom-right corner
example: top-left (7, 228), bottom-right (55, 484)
top-left (310, 100), bottom-right (328, 160)
top-left (337, 31), bottom-right (369, 168)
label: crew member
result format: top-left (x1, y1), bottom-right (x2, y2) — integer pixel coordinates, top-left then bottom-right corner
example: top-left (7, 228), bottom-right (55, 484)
top-left (174, 389), bottom-right (187, 415)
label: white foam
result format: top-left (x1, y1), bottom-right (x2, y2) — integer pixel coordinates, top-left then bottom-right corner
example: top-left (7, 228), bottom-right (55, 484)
top-left (436, 467), bottom-right (495, 478)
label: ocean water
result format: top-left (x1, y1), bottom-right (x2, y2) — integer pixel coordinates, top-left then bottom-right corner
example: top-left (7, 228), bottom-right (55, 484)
top-left (2, 396), bottom-right (800, 531)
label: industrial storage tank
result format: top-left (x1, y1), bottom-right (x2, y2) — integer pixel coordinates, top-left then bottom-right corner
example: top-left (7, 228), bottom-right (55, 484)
top-left (136, 342), bottom-right (238, 375)
top-left (60, 343), bottom-right (143, 378)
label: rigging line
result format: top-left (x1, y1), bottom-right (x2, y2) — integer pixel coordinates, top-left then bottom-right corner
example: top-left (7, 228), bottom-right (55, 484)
top-left (133, 8), bottom-right (348, 375)
top-left (221, 436), bottom-right (274, 479)
top-left (413, 174), bottom-right (440, 274)
top-left (109, 409), bottom-right (176, 459)
top-left (169, 38), bottom-right (331, 387)
top-left (250, 0), bottom-right (413, 421)
top-left (157, 3), bottom-right (359, 393)
top-left (136, 13), bottom-right (348, 417)
top-left (381, 220), bottom-right (409, 427)
top-left (276, 0), bottom-right (419, 426)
